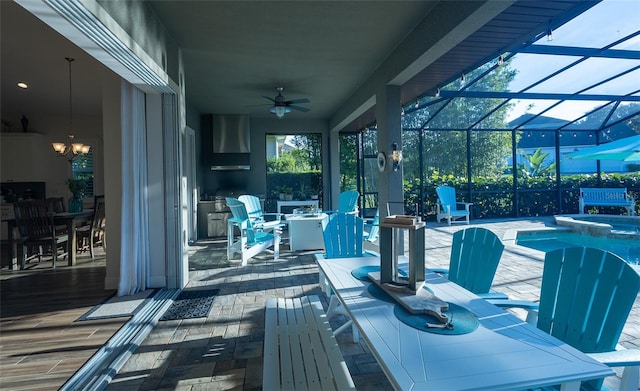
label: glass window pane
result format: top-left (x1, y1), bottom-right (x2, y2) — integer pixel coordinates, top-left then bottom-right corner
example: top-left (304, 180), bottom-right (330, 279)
top-left (543, 100), bottom-right (610, 124)
top-left (402, 101), bottom-right (447, 129)
top-left (582, 68), bottom-right (640, 96)
top-left (507, 54), bottom-right (579, 92)
top-left (528, 58), bottom-right (640, 94)
top-left (606, 104), bottom-right (640, 127)
top-left (536, 1), bottom-right (640, 49)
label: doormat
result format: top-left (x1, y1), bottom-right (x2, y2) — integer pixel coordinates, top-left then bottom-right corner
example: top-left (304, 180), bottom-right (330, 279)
top-left (76, 289), bottom-right (158, 321)
top-left (160, 289), bottom-right (219, 321)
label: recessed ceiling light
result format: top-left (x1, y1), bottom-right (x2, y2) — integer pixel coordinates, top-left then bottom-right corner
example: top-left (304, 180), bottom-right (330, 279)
top-left (17, 82), bottom-right (28, 89)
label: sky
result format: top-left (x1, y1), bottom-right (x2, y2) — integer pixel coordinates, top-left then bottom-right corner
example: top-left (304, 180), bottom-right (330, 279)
top-left (504, 0), bottom-right (640, 122)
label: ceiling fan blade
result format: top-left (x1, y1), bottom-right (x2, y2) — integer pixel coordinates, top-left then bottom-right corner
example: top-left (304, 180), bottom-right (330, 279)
top-left (289, 105), bottom-right (310, 112)
top-left (286, 98), bottom-right (310, 105)
top-left (262, 96), bottom-right (276, 103)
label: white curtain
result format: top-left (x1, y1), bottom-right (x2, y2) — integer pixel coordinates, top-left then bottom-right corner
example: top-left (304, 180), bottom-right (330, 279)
top-left (118, 81), bottom-right (150, 296)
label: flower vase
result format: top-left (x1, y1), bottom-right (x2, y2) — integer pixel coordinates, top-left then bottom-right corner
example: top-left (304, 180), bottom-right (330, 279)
top-left (69, 196), bottom-right (83, 213)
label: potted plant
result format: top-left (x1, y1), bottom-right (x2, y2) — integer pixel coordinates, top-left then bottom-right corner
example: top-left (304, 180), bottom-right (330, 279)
top-left (276, 186), bottom-right (293, 201)
top-left (67, 177), bottom-right (86, 212)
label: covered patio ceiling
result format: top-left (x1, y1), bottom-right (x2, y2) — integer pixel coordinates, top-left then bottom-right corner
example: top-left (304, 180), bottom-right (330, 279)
top-left (146, 0), bottom-right (602, 132)
top-left (1, 1), bottom-right (610, 133)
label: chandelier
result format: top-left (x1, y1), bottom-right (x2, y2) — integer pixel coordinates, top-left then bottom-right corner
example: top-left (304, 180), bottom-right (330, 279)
top-left (52, 57), bottom-right (90, 162)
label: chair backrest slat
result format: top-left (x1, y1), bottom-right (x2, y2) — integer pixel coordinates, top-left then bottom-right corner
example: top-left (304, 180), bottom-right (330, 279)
top-left (448, 227), bottom-right (504, 294)
top-left (322, 213), bottom-right (364, 258)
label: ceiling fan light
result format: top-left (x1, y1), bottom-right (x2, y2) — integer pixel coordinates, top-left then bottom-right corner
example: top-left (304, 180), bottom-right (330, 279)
top-left (271, 105), bottom-right (287, 118)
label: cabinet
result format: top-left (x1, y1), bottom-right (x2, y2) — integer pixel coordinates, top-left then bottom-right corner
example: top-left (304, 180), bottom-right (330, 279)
top-left (0, 133), bottom-right (46, 181)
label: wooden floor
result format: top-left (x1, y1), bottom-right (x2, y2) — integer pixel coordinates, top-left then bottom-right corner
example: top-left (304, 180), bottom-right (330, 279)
top-left (0, 247), bottom-right (121, 391)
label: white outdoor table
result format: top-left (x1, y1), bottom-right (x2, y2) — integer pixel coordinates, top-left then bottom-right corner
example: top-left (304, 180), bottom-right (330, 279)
top-left (286, 213), bottom-right (328, 251)
top-left (316, 256), bottom-right (614, 391)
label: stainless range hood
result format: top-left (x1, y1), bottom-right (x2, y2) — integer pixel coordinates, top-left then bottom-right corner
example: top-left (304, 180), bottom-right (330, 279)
top-left (211, 164), bottom-right (250, 171)
top-left (211, 115), bottom-right (251, 170)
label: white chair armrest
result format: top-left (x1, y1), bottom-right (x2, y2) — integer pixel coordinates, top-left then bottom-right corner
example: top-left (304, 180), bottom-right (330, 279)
top-left (488, 299), bottom-right (539, 324)
top-left (427, 268), bottom-right (449, 275)
top-left (427, 269), bottom-right (508, 299)
top-left (261, 212), bottom-right (283, 221)
top-left (588, 349), bottom-right (640, 368)
top-left (477, 292), bottom-right (509, 300)
top-left (589, 349), bottom-right (640, 391)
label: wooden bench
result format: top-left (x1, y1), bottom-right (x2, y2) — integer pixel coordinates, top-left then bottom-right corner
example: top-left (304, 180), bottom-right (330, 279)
top-left (263, 295), bottom-right (355, 391)
top-left (579, 188), bottom-right (635, 215)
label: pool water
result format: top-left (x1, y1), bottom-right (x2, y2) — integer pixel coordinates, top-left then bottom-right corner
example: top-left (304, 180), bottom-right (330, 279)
top-left (516, 231), bottom-right (640, 265)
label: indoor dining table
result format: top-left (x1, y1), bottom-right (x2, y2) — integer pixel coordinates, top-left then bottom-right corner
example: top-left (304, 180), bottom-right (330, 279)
top-left (54, 210), bottom-right (93, 266)
top-left (3, 209), bottom-right (93, 269)
top-left (316, 256), bottom-right (614, 391)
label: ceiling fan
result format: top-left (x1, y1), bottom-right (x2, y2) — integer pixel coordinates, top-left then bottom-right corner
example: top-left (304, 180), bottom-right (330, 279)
top-left (263, 87), bottom-right (310, 119)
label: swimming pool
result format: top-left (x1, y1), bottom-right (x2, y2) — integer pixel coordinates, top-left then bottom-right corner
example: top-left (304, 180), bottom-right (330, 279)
top-left (516, 230), bottom-right (640, 265)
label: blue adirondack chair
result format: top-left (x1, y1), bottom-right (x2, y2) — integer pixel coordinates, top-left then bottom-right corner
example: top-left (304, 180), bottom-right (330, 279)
top-left (237, 194), bottom-right (282, 230)
top-left (324, 190), bottom-right (359, 215)
top-left (491, 247), bottom-right (640, 390)
top-left (363, 209), bottom-right (380, 253)
top-left (436, 185), bottom-right (472, 225)
top-left (317, 213), bottom-right (365, 342)
top-left (322, 213), bottom-right (364, 258)
top-left (429, 227), bottom-right (508, 299)
top-left (226, 197), bottom-right (280, 266)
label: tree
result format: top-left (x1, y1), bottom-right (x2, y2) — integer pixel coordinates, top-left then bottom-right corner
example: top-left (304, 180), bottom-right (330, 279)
top-left (339, 133), bottom-right (358, 191)
top-left (517, 147), bottom-right (556, 177)
top-left (401, 60), bottom-right (517, 180)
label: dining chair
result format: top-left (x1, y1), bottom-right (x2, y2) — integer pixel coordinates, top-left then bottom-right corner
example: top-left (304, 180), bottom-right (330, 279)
top-left (46, 197), bottom-right (65, 213)
top-left (491, 247), bottom-right (640, 390)
top-left (13, 199), bottom-right (69, 269)
top-left (237, 194), bottom-right (282, 230)
top-left (226, 197), bottom-right (280, 266)
top-left (319, 212), bottom-right (365, 342)
top-left (77, 195), bottom-right (106, 258)
top-left (435, 185), bottom-right (472, 225)
top-left (429, 227), bottom-right (508, 299)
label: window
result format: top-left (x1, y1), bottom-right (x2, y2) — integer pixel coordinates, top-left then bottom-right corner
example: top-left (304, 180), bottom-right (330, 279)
top-left (265, 133), bottom-right (322, 211)
top-left (72, 150), bottom-right (94, 197)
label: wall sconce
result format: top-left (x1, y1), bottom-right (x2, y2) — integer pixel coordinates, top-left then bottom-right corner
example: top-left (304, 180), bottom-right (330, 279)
top-left (392, 143), bottom-right (402, 171)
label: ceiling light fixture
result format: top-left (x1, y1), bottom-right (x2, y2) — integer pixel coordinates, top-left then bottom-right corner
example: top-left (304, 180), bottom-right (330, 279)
top-left (414, 101), bottom-right (419, 109)
top-left (547, 28), bottom-right (553, 41)
top-left (460, 74), bottom-right (466, 85)
top-left (17, 82), bottom-right (28, 89)
top-left (497, 55), bottom-right (504, 66)
top-left (269, 104), bottom-right (291, 119)
top-left (401, 107), bottom-right (405, 116)
top-left (435, 88), bottom-right (440, 98)
top-left (52, 57), bottom-right (90, 162)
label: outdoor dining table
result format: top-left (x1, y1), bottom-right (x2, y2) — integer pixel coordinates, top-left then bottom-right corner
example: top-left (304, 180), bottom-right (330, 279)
top-left (316, 256), bottom-right (614, 391)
